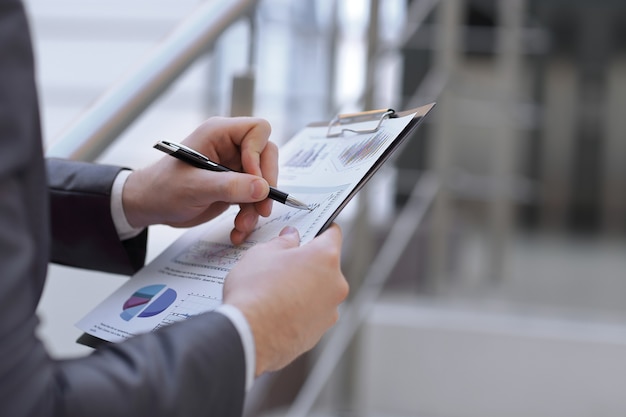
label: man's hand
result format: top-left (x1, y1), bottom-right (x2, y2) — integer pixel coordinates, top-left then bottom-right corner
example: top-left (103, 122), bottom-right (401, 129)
top-left (223, 224), bottom-right (349, 376)
top-left (122, 117), bottom-right (278, 244)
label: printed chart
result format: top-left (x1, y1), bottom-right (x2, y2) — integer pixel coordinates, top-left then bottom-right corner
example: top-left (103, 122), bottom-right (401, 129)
top-left (284, 143), bottom-right (328, 168)
top-left (250, 185), bottom-right (347, 241)
top-left (336, 130), bottom-right (391, 168)
top-left (120, 284), bottom-right (177, 322)
top-left (165, 185), bottom-right (349, 277)
top-left (153, 292), bottom-right (221, 331)
top-left (174, 241), bottom-right (253, 272)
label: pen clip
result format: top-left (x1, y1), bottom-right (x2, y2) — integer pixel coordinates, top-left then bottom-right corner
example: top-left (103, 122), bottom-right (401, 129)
top-left (155, 140), bottom-right (212, 162)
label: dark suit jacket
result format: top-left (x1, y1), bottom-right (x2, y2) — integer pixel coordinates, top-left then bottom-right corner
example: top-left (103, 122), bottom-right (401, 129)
top-left (0, 1), bottom-right (245, 416)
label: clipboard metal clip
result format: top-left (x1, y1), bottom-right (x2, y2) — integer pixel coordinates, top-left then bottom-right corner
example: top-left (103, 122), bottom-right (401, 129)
top-left (326, 108), bottom-right (396, 138)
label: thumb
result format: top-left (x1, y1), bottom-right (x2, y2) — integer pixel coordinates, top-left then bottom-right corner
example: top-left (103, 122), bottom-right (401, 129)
top-left (210, 172), bottom-right (269, 203)
top-left (265, 226), bottom-right (301, 249)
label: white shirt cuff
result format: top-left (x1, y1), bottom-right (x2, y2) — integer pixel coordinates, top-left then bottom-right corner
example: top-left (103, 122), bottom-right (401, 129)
top-left (111, 170), bottom-right (144, 240)
top-left (215, 304), bottom-right (256, 392)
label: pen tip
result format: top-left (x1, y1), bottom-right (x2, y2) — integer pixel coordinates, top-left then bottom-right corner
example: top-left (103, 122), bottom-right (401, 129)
top-left (285, 195), bottom-right (312, 211)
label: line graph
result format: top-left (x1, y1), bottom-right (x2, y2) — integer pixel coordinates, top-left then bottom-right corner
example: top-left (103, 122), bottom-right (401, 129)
top-left (174, 241), bottom-right (253, 272)
top-left (153, 292), bottom-right (221, 331)
top-left (170, 184), bottom-right (350, 273)
top-left (250, 186), bottom-right (347, 241)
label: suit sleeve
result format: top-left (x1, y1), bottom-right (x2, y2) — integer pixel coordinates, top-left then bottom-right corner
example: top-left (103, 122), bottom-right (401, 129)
top-left (44, 159), bottom-right (248, 415)
top-left (47, 158), bottom-right (148, 275)
top-left (56, 313), bottom-right (247, 417)
top-left (0, 2), bottom-right (247, 416)
top-left (43, 161), bottom-right (247, 416)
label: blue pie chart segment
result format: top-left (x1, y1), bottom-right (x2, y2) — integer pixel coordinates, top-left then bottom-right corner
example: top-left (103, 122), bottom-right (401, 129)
top-left (138, 288), bottom-right (177, 318)
top-left (120, 285), bottom-right (177, 321)
top-left (120, 304), bottom-right (146, 321)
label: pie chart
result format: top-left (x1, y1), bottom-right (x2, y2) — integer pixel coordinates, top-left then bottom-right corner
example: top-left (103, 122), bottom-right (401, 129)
top-left (120, 284), bottom-right (177, 321)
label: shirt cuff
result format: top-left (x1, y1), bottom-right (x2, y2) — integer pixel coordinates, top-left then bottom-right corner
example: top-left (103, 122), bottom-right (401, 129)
top-left (215, 304), bottom-right (256, 392)
top-left (111, 170), bottom-right (145, 240)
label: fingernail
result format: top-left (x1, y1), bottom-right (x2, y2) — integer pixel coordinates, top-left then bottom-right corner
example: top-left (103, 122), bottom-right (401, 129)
top-left (251, 179), bottom-right (267, 200)
top-left (280, 226), bottom-right (298, 236)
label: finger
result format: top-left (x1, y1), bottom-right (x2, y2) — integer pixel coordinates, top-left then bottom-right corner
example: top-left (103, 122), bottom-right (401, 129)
top-left (233, 204), bottom-right (259, 234)
top-left (238, 119), bottom-right (272, 176)
top-left (253, 141), bottom-right (278, 217)
top-left (230, 204), bottom-right (259, 245)
top-left (248, 225), bottom-right (301, 250)
top-left (307, 223), bottom-right (342, 253)
top-left (230, 228), bottom-right (248, 246)
top-left (222, 117), bottom-right (271, 148)
top-left (205, 172), bottom-right (269, 204)
top-left (272, 226), bottom-right (301, 248)
top-left (257, 141), bottom-right (279, 186)
top-left (254, 198), bottom-right (273, 218)
top-left (316, 223), bottom-right (342, 242)
top-left (182, 117), bottom-right (271, 170)
top-left (203, 117), bottom-right (271, 174)
top-left (308, 223), bottom-right (348, 302)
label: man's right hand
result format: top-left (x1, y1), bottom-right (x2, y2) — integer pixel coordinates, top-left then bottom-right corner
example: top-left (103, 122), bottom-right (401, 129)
top-left (222, 223), bottom-right (348, 376)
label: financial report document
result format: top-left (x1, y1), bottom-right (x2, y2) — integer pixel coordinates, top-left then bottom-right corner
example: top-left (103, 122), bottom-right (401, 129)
top-left (77, 106), bottom-right (430, 343)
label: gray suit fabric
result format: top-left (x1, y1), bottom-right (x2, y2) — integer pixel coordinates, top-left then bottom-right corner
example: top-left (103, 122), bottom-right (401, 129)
top-left (0, 1), bottom-right (246, 415)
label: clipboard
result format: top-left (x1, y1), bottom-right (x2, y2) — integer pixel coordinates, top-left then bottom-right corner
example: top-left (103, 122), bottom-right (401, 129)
top-left (76, 102), bottom-right (435, 349)
top-left (312, 103), bottom-right (435, 234)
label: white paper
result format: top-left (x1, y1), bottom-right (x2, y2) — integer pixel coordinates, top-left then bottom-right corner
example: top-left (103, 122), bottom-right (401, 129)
top-left (76, 111), bottom-right (417, 343)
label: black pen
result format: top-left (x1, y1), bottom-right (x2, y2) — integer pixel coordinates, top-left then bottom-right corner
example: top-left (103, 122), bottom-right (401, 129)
top-left (154, 140), bottom-right (311, 211)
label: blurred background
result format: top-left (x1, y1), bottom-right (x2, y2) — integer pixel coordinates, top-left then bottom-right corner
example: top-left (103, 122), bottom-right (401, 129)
top-left (28, 0), bottom-right (626, 416)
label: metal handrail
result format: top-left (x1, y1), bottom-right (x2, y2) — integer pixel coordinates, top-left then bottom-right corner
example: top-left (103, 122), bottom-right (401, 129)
top-left (46, 0), bottom-right (258, 161)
